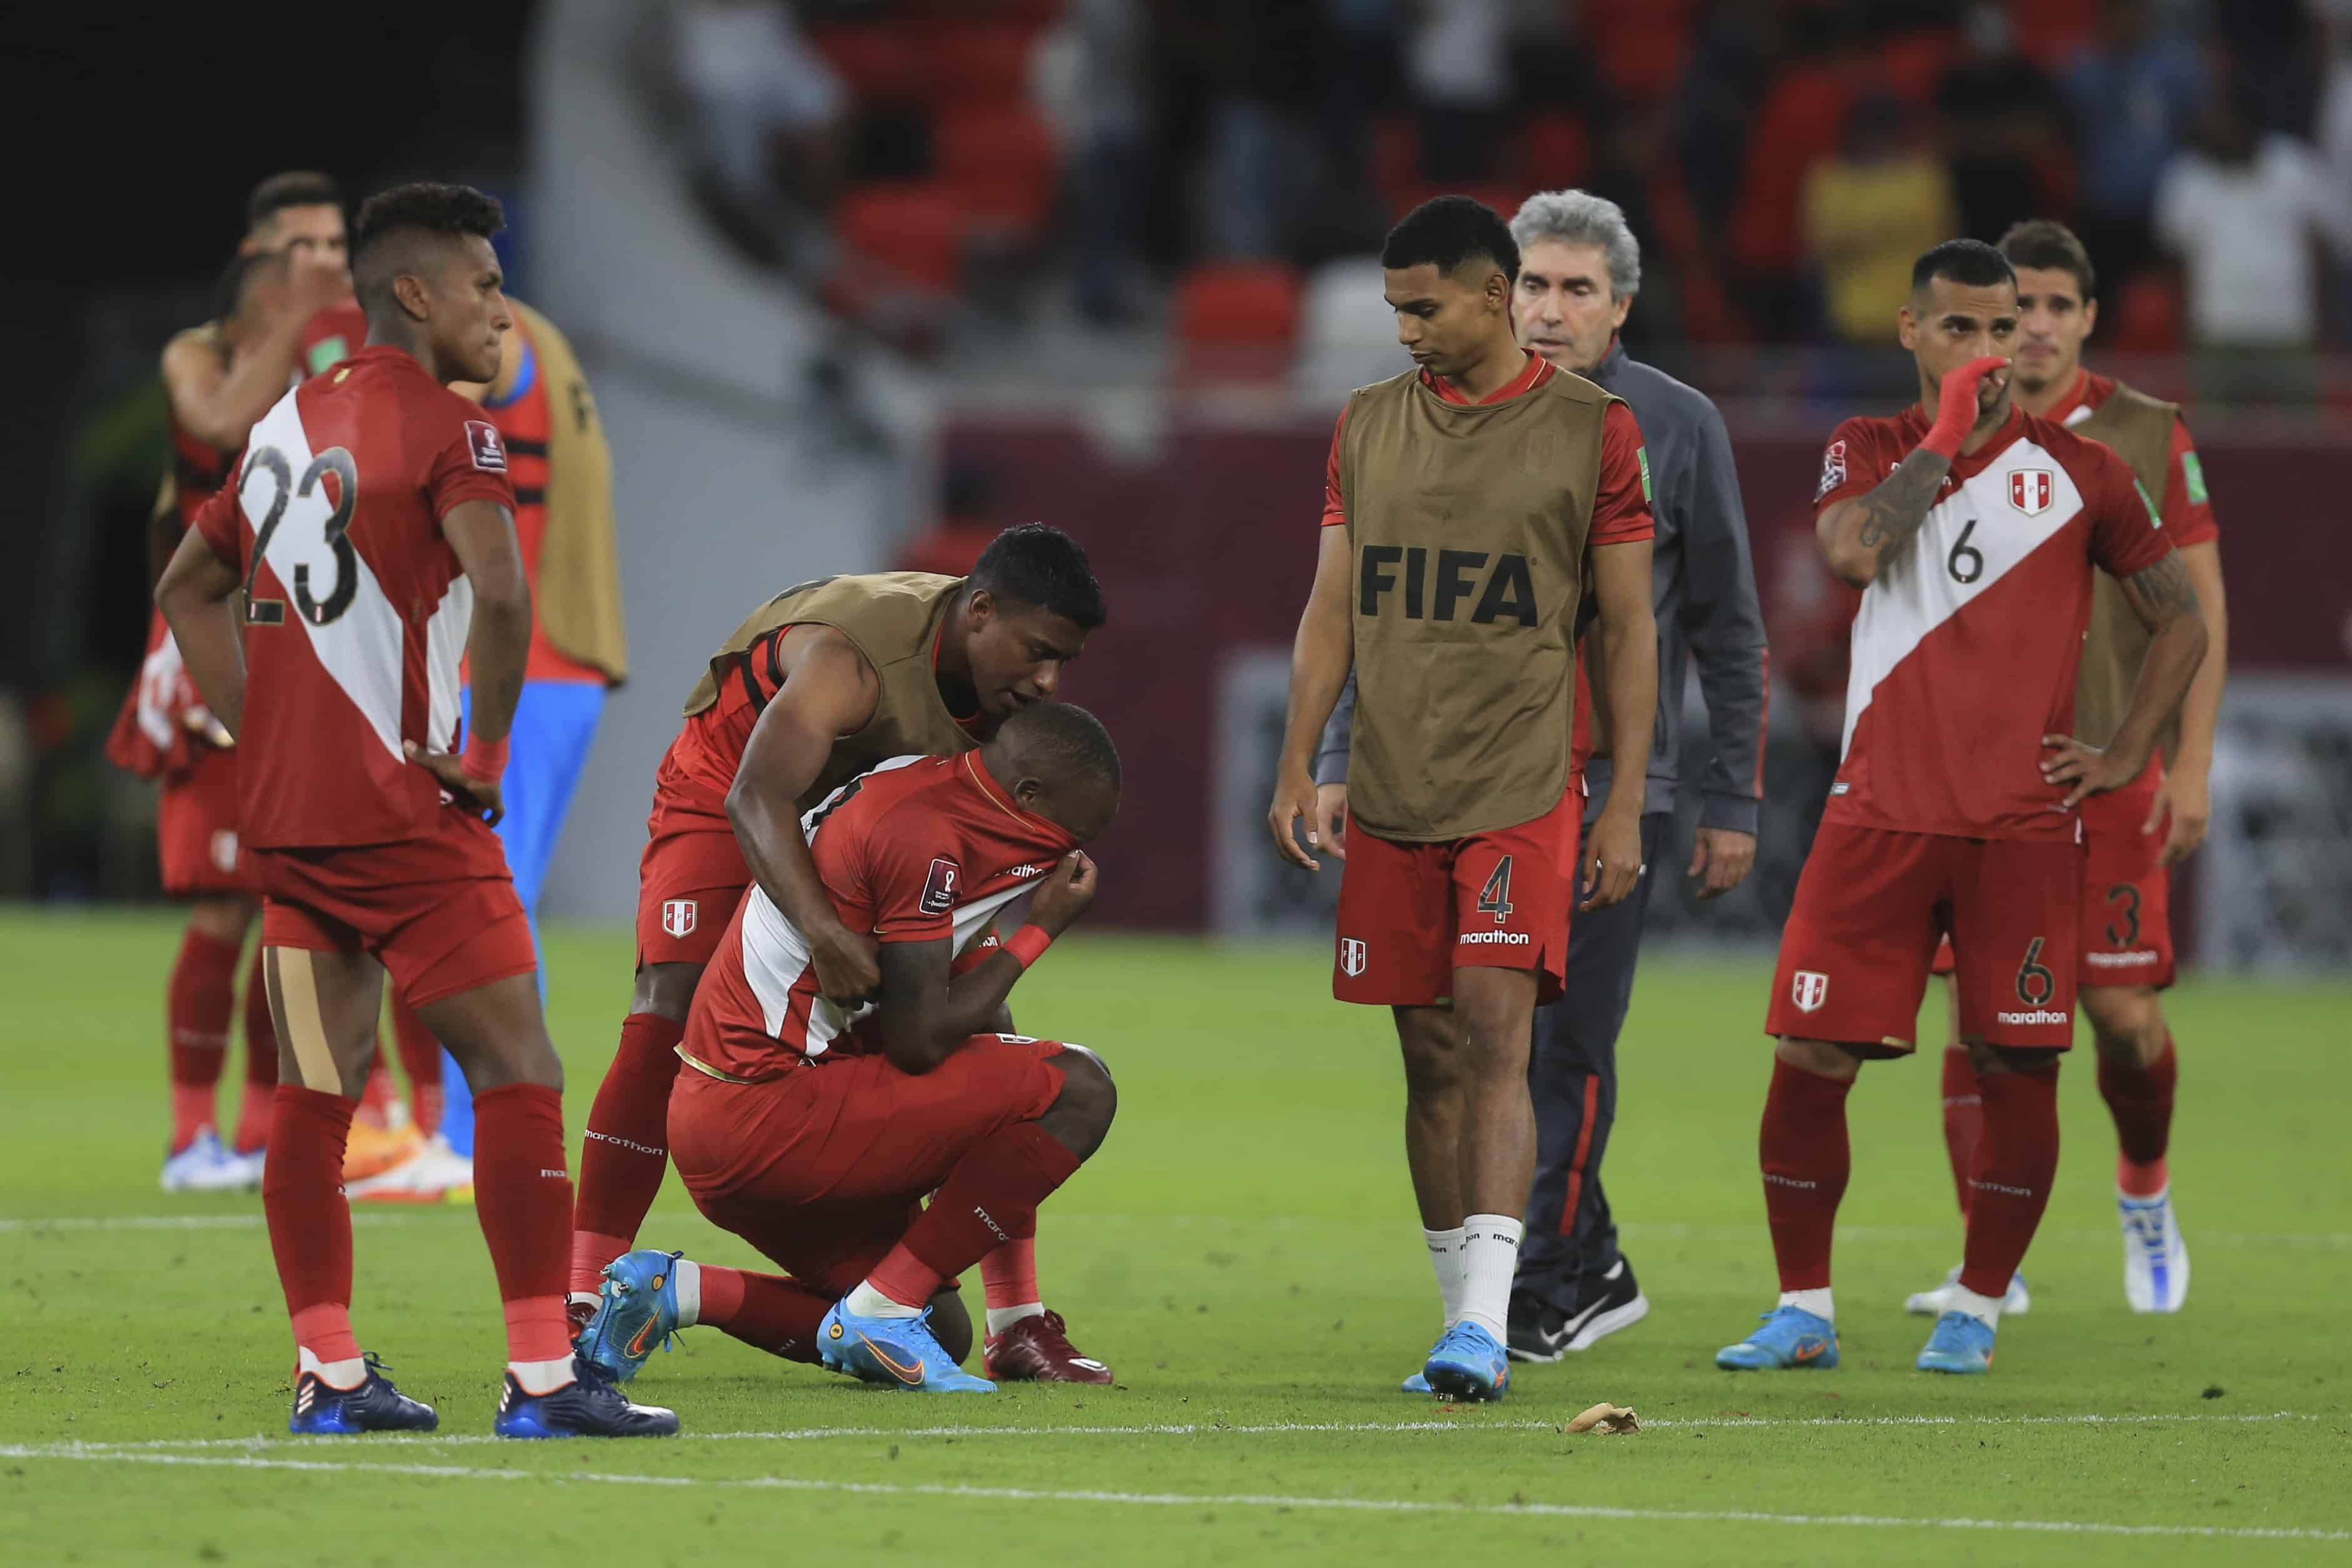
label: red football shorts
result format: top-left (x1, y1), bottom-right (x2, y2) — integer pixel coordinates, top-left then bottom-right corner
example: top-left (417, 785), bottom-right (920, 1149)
top-left (250, 813), bottom-right (536, 1010)
top-left (667, 1035), bottom-right (1070, 1294)
top-left (1770, 822), bottom-right (2083, 1053)
top-left (156, 744), bottom-right (248, 898)
top-left (1332, 785), bottom-right (1581, 1007)
top-left (634, 825), bottom-right (750, 968)
top-left (1927, 763), bottom-right (2173, 992)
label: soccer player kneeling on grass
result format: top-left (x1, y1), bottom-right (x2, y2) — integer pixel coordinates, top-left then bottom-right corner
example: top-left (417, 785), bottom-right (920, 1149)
top-left (576, 702), bottom-right (1122, 1392)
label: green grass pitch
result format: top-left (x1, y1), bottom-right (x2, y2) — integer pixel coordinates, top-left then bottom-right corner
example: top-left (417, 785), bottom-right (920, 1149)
top-left (4, 908), bottom-right (2348, 1564)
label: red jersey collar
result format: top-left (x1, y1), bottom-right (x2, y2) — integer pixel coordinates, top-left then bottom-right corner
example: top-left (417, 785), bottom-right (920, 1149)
top-left (962, 750), bottom-right (1080, 853)
top-left (1421, 349), bottom-right (1553, 406)
top-left (1899, 400), bottom-right (2028, 480)
top-left (2036, 366), bottom-right (2114, 427)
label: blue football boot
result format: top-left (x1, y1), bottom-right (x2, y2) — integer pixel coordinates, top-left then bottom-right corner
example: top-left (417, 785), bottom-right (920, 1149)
top-left (494, 1356), bottom-right (680, 1437)
top-left (289, 1352), bottom-right (438, 1435)
top-left (576, 1249), bottom-right (683, 1383)
top-left (1916, 1310), bottom-right (1997, 1374)
top-left (1715, 1305), bottom-right (1840, 1370)
top-left (1422, 1321), bottom-right (1510, 1402)
top-left (1400, 1372), bottom-right (1434, 1394)
top-left (818, 1300), bottom-right (995, 1392)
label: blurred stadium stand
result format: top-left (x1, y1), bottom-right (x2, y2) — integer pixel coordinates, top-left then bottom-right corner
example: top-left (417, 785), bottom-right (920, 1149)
top-left (18, 0), bottom-right (2352, 970)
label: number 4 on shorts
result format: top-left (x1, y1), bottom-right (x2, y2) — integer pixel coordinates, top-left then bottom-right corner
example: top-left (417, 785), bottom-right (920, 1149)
top-left (1477, 857), bottom-right (1515, 925)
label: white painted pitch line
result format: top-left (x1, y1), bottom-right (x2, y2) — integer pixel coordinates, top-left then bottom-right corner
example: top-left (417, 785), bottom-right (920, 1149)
top-left (0, 1444), bottom-right (2341, 1543)
top-left (0, 1214), bottom-right (411, 1234)
top-left (53, 1409), bottom-right (2329, 1453)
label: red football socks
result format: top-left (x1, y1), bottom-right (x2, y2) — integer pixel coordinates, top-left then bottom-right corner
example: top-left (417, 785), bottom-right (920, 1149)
top-left (2099, 1040), bottom-right (2176, 1197)
top-left (1959, 1065), bottom-right (2061, 1298)
top-left (1759, 1058), bottom-right (1854, 1292)
top-left (389, 998), bottom-right (445, 1135)
top-left (693, 1265), bottom-right (827, 1364)
top-left (870, 1123), bottom-right (1081, 1308)
top-left (1940, 1045), bottom-right (1984, 1219)
top-left (570, 1012), bottom-right (687, 1294)
top-left (263, 1085), bottom-right (359, 1361)
top-left (473, 1083), bottom-right (576, 1365)
top-left (233, 946), bottom-right (278, 1152)
top-left (166, 927), bottom-right (242, 1149)
top-left (981, 1236), bottom-right (1041, 1311)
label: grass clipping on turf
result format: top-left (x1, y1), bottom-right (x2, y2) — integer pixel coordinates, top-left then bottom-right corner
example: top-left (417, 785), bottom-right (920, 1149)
top-left (1564, 1403), bottom-right (1639, 1434)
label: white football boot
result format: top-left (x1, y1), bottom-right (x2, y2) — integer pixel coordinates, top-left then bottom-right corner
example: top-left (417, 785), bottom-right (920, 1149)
top-left (159, 1127), bottom-right (250, 1193)
top-left (2119, 1187), bottom-right (2189, 1312)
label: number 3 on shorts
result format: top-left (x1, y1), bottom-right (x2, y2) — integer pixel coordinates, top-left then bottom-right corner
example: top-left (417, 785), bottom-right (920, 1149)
top-left (1477, 856), bottom-right (1515, 925)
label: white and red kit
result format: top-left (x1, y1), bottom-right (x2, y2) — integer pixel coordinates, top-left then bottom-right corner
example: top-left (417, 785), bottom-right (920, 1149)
top-left (1769, 403), bottom-right (2174, 1050)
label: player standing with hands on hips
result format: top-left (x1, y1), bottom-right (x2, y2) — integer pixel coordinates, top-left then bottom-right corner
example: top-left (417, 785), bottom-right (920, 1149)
top-left (1269, 196), bottom-right (1659, 1403)
top-left (1718, 240), bottom-right (2205, 1377)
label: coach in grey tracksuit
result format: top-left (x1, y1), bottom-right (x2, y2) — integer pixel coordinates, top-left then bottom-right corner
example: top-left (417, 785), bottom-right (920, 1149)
top-left (1315, 191), bottom-right (1769, 1357)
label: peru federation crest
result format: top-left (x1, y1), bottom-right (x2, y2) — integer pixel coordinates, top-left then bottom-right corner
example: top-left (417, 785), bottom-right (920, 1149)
top-left (2008, 468), bottom-right (2052, 516)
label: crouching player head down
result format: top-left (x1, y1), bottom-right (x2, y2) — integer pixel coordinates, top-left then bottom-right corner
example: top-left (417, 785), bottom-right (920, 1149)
top-left (579, 701), bottom-right (1123, 1391)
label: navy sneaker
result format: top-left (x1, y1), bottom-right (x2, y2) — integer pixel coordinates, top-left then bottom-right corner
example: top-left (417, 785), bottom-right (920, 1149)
top-left (493, 1356), bottom-right (680, 1438)
top-left (289, 1352), bottom-right (438, 1435)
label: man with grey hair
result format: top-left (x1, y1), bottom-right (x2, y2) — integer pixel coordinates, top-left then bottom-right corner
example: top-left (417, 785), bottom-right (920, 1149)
top-left (1315, 189), bottom-right (1770, 1363)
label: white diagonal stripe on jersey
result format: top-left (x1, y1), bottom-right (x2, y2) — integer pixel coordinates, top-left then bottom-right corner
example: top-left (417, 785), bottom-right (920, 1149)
top-left (1841, 441), bottom-right (2085, 761)
top-left (241, 392), bottom-right (411, 763)
top-left (739, 879), bottom-right (1033, 1050)
top-left (425, 575), bottom-right (473, 752)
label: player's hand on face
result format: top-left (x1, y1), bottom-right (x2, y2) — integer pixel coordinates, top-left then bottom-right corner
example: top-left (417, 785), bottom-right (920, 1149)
top-left (2149, 767), bottom-right (2211, 867)
top-left (807, 921), bottom-right (882, 1007)
top-left (2039, 732), bottom-right (2134, 810)
top-left (1267, 767), bottom-right (1325, 872)
top-left (1686, 827), bottom-right (1755, 900)
top-left (1581, 807), bottom-right (1644, 911)
top-left (1314, 783), bottom-right (1349, 863)
top-left (403, 740), bottom-right (503, 827)
top-left (1030, 852), bottom-right (1098, 935)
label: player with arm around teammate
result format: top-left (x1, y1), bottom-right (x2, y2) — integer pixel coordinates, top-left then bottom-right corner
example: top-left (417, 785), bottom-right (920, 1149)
top-left (575, 703), bottom-right (1122, 1392)
top-left (1716, 239), bottom-right (2205, 1377)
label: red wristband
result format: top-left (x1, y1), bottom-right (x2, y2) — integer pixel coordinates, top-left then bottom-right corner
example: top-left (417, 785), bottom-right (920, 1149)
top-left (1004, 925), bottom-right (1053, 971)
top-left (460, 731), bottom-right (510, 785)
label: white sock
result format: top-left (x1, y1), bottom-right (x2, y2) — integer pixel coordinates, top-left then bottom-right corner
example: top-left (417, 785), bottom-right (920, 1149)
top-left (1423, 1226), bottom-right (1466, 1327)
top-left (567, 1289), bottom-right (601, 1313)
top-left (1947, 1284), bottom-right (2003, 1330)
top-left (671, 1257), bottom-right (702, 1329)
top-left (507, 1355), bottom-right (577, 1396)
top-left (1456, 1214), bottom-right (1522, 1339)
top-left (297, 1347), bottom-right (367, 1390)
top-left (986, 1302), bottom-right (1045, 1336)
top-left (1778, 1287), bottom-right (1834, 1323)
top-left (845, 1279), bottom-right (922, 1320)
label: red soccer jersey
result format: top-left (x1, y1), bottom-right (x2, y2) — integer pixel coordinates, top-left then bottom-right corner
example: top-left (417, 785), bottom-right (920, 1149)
top-left (298, 302), bottom-right (368, 379)
top-left (688, 751), bottom-right (1077, 1080)
top-left (2043, 369), bottom-right (2219, 548)
top-left (1811, 404), bottom-right (2173, 840)
top-left (191, 346), bottom-right (517, 849)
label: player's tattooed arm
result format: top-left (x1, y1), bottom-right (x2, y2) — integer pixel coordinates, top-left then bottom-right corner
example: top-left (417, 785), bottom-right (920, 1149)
top-left (2043, 548), bottom-right (2207, 807)
top-left (1816, 446), bottom-right (1952, 588)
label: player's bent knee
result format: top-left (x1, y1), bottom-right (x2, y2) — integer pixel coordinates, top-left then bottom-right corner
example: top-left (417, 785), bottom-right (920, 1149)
top-left (1774, 1037), bottom-right (1866, 1080)
top-left (1046, 1046), bottom-right (1118, 1141)
top-left (1394, 1008), bottom-right (1463, 1098)
top-left (2081, 986), bottom-right (2164, 1060)
top-left (634, 961), bottom-right (705, 1023)
top-left (1978, 1043), bottom-right (2064, 1078)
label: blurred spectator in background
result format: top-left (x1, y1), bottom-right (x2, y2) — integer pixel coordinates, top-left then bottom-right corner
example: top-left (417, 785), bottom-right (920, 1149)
top-left (1803, 92), bottom-right (1957, 344)
top-left (2154, 75), bottom-right (2352, 392)
top-left (1408, 0), bottom-right (1514, 181)
top-left (1936, 3), bottom-right (2072, 245)
top-left (2321, 0), bottom-right (2352, 338)
top-left (672, 0), bottom-right (850, 272)
top-left (2059, 0), bottom-right (2204, 294)
top-left (1050, 0), bottom-right (1152, 323)
top-left (1158, 0), bottom-right (1327, 261)
top-left (1730, 6), bottom-right (1866, 339)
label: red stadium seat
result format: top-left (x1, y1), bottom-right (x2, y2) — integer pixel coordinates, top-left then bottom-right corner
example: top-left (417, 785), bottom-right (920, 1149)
top-left (1519, 113), bottom-right (1591, 189)
top-left (930, 22), bottom-right (1040, 104)
top-left (1173, 262), bottom-right (1304, 383)
top-left (837, 181), bottom-right (965, 294)
top-left (1372, 116), bottom-right (1422, 212)
top-left (2109, 272), bottom-right (2184, 354)
top-left (938, 104), bottom-right (1060, 233)
top-left (1591, 5), bottom-right (1692, 104)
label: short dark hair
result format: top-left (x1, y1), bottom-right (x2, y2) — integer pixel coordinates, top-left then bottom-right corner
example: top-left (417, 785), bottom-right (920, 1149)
top-left (1996, 219), bottom-right (2097, 302)
top-left (211, 249), bottom-right (283, 324)
top-left (1000, 700), bottom-right (1122, 798)
top-left (1380, 195), bottom-right (1520, 285)
top-left (970, 523), bottom-right (1107, 631)
top-left (1911, 238), bottom-right (2014, 296)
top-left (246, 171), bottom-right (343, 234)
top-left (350, 182), bottom-right (505, 318)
